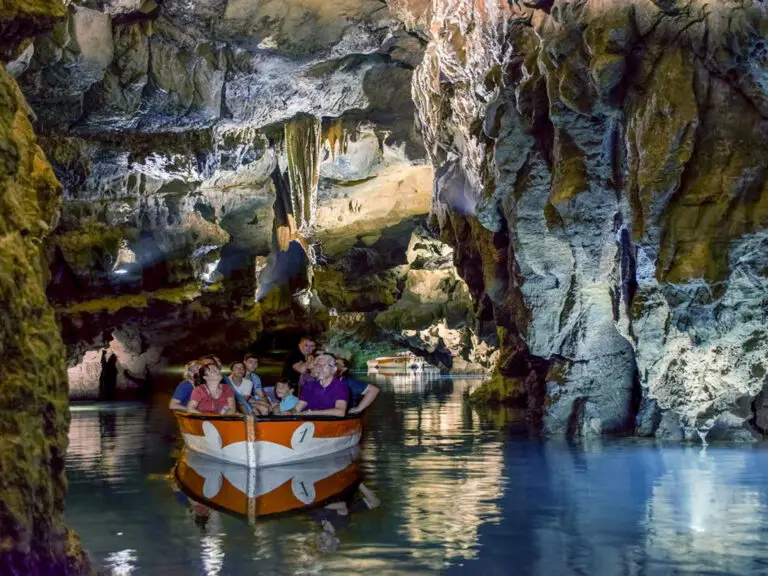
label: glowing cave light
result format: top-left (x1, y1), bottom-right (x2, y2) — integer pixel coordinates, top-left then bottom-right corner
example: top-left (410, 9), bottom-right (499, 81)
top-left (201, 259), bottom-right (221, 283)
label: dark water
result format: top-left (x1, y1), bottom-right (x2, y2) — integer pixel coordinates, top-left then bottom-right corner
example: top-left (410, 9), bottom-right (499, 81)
top-left (67, 375), bottom-right (768, 575)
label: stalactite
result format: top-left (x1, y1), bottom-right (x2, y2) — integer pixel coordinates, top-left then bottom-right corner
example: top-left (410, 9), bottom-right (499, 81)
top-left (323, 117), bottom-right (347, 160)
top-left (284, 114), bottom-right (321, 236)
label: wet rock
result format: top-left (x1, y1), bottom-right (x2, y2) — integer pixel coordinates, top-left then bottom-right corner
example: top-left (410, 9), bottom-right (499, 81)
top-left (635, 397), bottom-right (661, 438)
top-left (395, 0), bottom-right (768, 438)
top-left (0, 61), bottom-right (91, 572)
top-left (655, 411), bottom-right (685, 443)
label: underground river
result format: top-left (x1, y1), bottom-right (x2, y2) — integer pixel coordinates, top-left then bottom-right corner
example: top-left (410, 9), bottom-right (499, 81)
top-left (66, 375), bottom-right (768, 575)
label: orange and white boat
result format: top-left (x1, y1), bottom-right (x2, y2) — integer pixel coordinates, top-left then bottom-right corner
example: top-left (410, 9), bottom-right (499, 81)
top-left (174, 412), bottom-right (362, 468)
top-left (174, 447), bottom-right (361, 521)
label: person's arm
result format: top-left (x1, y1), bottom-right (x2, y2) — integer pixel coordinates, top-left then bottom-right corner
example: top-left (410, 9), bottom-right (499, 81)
top-left (251, 375), bottom-right (265, 400)
top-left (295, 400), bottom-right (308, 413)
top-left (223, 395), bottom-right (236, 414)
top-left (187, 399), bottom-right (201, 414)
top-left (349, 384), bottom-right (379, 414)
top-left (292, 360), bottom-right (307, 374)
top-left (169, 398), bottom-right (186, 411)
top-left (304, 400), bottom-right (347, 418)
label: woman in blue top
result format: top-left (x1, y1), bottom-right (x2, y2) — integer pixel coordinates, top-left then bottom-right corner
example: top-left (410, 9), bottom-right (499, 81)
top-left (169, 361), bottom-right (200, 411)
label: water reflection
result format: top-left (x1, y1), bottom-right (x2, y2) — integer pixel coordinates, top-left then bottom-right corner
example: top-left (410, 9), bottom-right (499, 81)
top-left (66, 376), bottom-right (768, 575)
top-left (174, 447), bottom-right (362, 520)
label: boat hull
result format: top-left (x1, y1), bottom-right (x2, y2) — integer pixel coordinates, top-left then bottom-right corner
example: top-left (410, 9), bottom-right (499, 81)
top-left (175, 412), bottom-right (362, 468)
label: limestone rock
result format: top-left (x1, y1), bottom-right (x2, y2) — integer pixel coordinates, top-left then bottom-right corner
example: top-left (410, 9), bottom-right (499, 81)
top-left (396, 0), bottom-right (768, 438)
top-left (0, 62), bottom-right (90, 572)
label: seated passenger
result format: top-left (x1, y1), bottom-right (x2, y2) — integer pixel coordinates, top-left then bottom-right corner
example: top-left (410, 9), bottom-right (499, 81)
top-left (188, 364), bottom-right (235, 415)
top-left (243, 353), bottom-right (265, 400)
top-left (336, 357), bottom-right (380, 415)
top-left (169, 361), bottom-right (200, 411)
top-left (225, 361), bottom-right (253, 400)
top-left (272, 380), bottom-right (299, 414)
top-left (295, 353), bottom-right (349, 417)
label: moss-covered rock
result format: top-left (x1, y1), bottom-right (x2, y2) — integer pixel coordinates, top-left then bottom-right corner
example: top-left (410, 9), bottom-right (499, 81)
top-left (0, 62), bottom-right (90, 572)
top-left (469, 372), bottom-right (525, 406)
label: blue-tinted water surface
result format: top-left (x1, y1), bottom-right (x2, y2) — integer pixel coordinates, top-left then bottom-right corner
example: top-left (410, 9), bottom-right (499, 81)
top-left (66, 375), bottom-right (768, 575)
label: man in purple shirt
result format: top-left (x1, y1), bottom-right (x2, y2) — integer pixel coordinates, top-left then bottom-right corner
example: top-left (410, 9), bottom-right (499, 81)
top-left (296, 353), bottom-right (349, 417)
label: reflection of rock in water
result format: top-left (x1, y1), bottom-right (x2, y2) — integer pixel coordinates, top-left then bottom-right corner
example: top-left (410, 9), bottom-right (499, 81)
top-left (643, 448), bottom-right (767, 574)
top-left (396, 377), bottom-right (505, 569)
top-left (451, 441), bottom-right (668, 575)
top-left (68, 409), bottom-right (147, 483)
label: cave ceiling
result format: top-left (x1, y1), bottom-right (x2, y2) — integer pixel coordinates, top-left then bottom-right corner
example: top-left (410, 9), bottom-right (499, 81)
top-left (8, 0), bottom-right (430, 302)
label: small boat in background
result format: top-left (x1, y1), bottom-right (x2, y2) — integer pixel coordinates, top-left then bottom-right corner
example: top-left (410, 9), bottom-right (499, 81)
top-left (174, 447), bottom-right (361, 521)
top-left (367, 351), bottom-right (434, 374)
top-left (174, 412), bottom-right (362, 468)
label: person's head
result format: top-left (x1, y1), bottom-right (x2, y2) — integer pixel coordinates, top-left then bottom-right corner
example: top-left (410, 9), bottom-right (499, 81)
top-left (311, 353), bottom-right (337, 381)
top-left (300, 337), bottom-right (316, 356)
top-left (230, 361), bottom-right (246, 379)
top-left (185, 361), bottom-right (201, 380)
top-left (275, 380), bottom-right (294, 400)
top-left (199, 363), bottom-right (222, 385)
top-left (244, 353), bottom-right (258, 372)
top-left (199, 355), bottom-right (222, 368)
top-left (335, 357), bottom-right (351, 377)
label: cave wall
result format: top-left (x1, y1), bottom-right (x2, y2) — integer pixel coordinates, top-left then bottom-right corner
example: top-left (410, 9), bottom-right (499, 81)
top-left (6, 0), bottom-right (427, 306)
top-left (0, 1), bottom-right (90, 569)
top-left (6, 0), bottom-right (441, 377)
top-left (391, 0), bottom-right (768, 440)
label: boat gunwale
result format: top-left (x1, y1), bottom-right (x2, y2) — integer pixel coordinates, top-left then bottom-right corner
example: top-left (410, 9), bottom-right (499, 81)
top-left (173, 411), bottom-right (364, 423)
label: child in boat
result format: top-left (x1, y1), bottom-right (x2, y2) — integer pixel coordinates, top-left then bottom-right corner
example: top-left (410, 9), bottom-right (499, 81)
top-left (272, 380), bottom-right (299, 414)
top-left (244, 353), bottom-right (273, 408)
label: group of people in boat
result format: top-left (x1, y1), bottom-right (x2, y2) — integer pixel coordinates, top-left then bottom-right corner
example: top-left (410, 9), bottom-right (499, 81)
top-left (168, 336), bottom-right (380, 418)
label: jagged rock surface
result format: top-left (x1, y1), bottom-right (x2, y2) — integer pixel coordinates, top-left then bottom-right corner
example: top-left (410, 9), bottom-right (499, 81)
top-left (317, 223), bottom-right (497, 372)
top-left (0, 58), bottom-right (90, 575)
top-left (9, 0), bottom-right (442, 380)
top-left (391, 0), bottom-right (768, 439)
top-left (9, 0), bottom-right (426, 307)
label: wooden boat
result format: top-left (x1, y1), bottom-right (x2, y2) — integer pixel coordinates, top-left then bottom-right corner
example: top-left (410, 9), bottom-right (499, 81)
top-left (174, 447), bottom-right (361, 522)
top-left (174, 412), bottom-right (362, 468)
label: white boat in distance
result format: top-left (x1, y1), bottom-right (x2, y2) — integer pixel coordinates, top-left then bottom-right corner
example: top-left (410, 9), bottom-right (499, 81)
top-left (366, 351), bottom-right (436, 374)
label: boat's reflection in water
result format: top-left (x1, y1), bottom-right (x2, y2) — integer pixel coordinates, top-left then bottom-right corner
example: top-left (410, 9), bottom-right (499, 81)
top-left (173, 446), bottom-right (363, 523)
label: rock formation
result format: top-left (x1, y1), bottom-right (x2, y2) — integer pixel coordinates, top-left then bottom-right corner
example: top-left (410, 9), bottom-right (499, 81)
top-left (8, 0), bottom-right (494, 398)
top-left (390, 0), bottom-right (768, 440)
top-left (0, 0), bottom-right (91, 570)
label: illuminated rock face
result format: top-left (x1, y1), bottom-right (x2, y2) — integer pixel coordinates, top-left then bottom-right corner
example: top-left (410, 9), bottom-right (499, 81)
top-left (8, 0), bottom-right (426, 306)
top-left (392, 0), bottom-right (768, 439)
top-left (8, 0), bottom-right (438, 376)
top-left (0, 53), bottom-right (91, 576)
